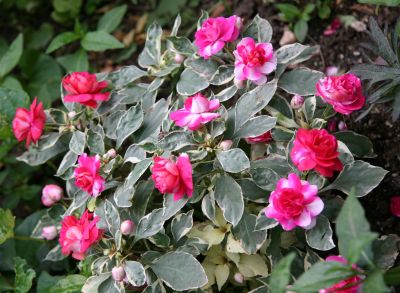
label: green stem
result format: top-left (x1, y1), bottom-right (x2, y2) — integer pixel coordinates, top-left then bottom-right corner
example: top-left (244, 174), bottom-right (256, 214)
top-left (14, 235), bottom-right (46, 242)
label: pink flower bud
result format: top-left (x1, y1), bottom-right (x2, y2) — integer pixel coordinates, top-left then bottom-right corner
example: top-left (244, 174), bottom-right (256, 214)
top-left (219, 140), bottom-right (233, 150)
top-left (174, 53), bottom-right (185, 64)
top-left (390, 196), bottom-right (400, 217)
top-left (338, 121), bottom-right (347, 131)
top-left (42, 184), bottom-right (64, 203)
top-left (112, 266), bottom-right (126, 282)
top-left (42, 226), bottom-right (57, 240)
top-left (290, 95), bottom-right (304, 109)
top-left (234, 272), bottom-right (244, 284)
top-left (68, 111), bottom-right (77, 119)
top-left (325, 66), bottom-right (339, 76)
top-left (107, 149), bottom-right (117, 159)
top-left (121, 220), bottom-right (135, 235)
top-left (234, 78), bottom-right (244, 89)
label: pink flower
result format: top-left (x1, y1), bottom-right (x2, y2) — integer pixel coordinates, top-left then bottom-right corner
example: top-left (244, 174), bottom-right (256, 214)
top-left (291, 128), bottom-right (343, 177)
top-left (151, 154), bottom-right (193, 201)
top-left (42, 226), bottom-right (57, 240)
top-left (12, 97), bottom-right (46, 148)
top-left (233, 37), bottom-right (277, 86)
top-left (316, 73), bottom-right (365, 115)
top-left (112, 266), bottom-right (126, 282)
top-left (319, 256), bottom-right (362, 293)
top-left (59, 210), bottom-right (103, 260)
top-left (194, 15), bottom-right (242, 59)
top-left (290, 95), bottom-right (304, 109)
top-left (120, 220), bottom-right (135, 235)
top-left (62, 72), bottom-right (110, 108)
top-left (325, 66), bottom-right (339, 76)
top-left (170, 93), bottom-right (220, 131)
top-left (42, 184), bottom-right (64, 206)
top-left (323, 18), bottom-right (341, 36)
top-left (390, 196), bottom-right (400, 217)
top-left (245, 131), bottom-right (273, 144)
top-left (74, 153), bottom-right (105, 196)
top-left (265, 173), bottom-right (324, 231)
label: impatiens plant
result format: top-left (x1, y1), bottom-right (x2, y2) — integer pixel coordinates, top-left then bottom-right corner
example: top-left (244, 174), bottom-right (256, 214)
top-left (11, 13), bottom-right (400, 292)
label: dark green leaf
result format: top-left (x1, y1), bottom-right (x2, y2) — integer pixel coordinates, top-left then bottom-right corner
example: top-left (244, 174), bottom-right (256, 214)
top-left (81, 31), bottom-right (124, 52)
top-left (97, 5), bottom-right (127, 33)
top-left (46, 32), bottom-right (80, 53)
top-left (0, 34), bottom-right (23, 78)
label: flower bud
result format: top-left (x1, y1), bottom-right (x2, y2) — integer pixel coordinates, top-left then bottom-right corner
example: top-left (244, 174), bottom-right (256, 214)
top-left (219, 140), bottom-right (233, 151)
top-left (325, 66), bottom-right (339, 76)
top-left (42, 226), bottom-right (57, 240)
top-left (327, 118), bottom-right (338, 133)
top-left (68, 111), bottom-right (77, 119)
top-left (338, 121), bottom-right (347, 131)
top-left (234, 78), bottom-right (244, 89)
top-left (112, 266), bottom-right (126, 282)
top-left (234, 272), bottom-right (244, 284)
top-left (107, 148), bottom-right (117, 159)
top-left (390, 196), bottom-right (400, 217)
top-left (42, 184), bottom-right (64, 202)
top-left (290, 95), bottom-right (304, 109)
top-left (174, 53), bottom-right (185, 64)
top-left (121, 220), bottom-right (135, 235)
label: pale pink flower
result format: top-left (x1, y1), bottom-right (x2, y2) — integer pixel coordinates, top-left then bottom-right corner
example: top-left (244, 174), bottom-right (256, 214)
top-left (194, 15), bottom-right (242, 59)
top-left (170, 93), bottom-right (220, 131)
top-left (74, 153), bottom-right (105, 197)
top-left (120, 220), bottom-right (135, 235)
top-left (112, 266), bottom-right (126, 282)
top-left (265, 173), bottom-right (324, 231)
top-left (42, 226), bottom-right (57, 240)
top-left (233, 37), bottom-right (277, 86)
top-left (290, 95), bottom-right (304, 109)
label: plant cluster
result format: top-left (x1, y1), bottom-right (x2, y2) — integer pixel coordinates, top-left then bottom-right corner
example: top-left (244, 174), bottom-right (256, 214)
top-left (1, 11), bottom-right (400, 293)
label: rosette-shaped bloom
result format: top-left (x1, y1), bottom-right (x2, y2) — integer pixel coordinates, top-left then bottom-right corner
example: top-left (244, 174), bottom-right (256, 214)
top-left (12, 98), bottom-right (46, 148)
top-left (233, 37), bottom-right (277, 85)
top-left (316, 73), bottom-right (365, 115)
top-left (74, 153), bottom-right (105, 196)
top-left (194, 15), bottom-right (242, 59)
top-left (290, 128), bottom-right (343, 177)
top-left (62, 72), bottom-right (110, 108)
top-left (151, 154), bottom-right (193, 201)
top-left (245, 131), bottom-right (273, 144)
top-left (265, 173), bottom-right (324, 231)
top-left (390, 196), bottom-right (400, 217)
top-left (59, 210), bottom-right (103, 260)
top-left (170, 93), bottom-right (220, 130)
top-left (319, 256), bottom-right (362, 293)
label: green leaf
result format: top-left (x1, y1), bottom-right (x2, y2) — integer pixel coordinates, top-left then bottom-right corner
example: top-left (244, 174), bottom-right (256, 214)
top-left (107, 65), bottom-right (147, 89)
top-left (167, 36), bottom-right (195, 55)
top-left (336, 193), bottom-right (377, 264)
top-left (37, 272), bottom-right (63, 293)
top-left (81, 31), bottom-right (124, 52)
top-left (334, 131), bottom-right (375, 158)
top-left (57, 49), bottom-right (89, 72)
top-left (116, 105), bottom-right (144, 148)
top-left (81, 273), bottom-right (111, 293)
top-left (134, 208), bottom-right (165, 242)
top-left (150, 251), bottom-right (208, 291)
top-left (269, 253), bottom-right (295, 293)
top-left (372, 234), bottom-right (400, 270)
top-left (278, 68), bottom-right (324, 96)
top-left (176, 68), bottom-right (209, 96)
top-left (0, 34), bottom-right (23, 79)
top-left (232, 212), bottom-right (267, 254)
top-left (46, 32), bottom-right (80, 53)
top-left (294, 20), bottom-right (308, 43)
top-left (303, 96), bottom-right (316, 123)
top-left (305, 215), bottom-right (335, 251)
top-left (291, 261), bottom-right (355, 292)
top-left (87, 128), bottom-right (105, 154)
top-left (14, 257), bottom-right (36, 293)
top-left (0, 208), bottom-right (14, 245)
top-left (171, 210), bottom-right (194, 242)
top-left (0, 87), bottom-right (30, 123)
top-left (276, 43), bottom-right (309, 64)
top-left (69, 130), bottom-right (86, 155)
top-left (217, 148), bottom-right (250, 173)
top-left (158, 131), bottom-right (195, 151)
top-left (276, 3), bottom-right (301, 21)
top-left (243, 14), bottom-right (273, 43)
top-left (214, 174), bottom-right (244, 226)
top-left (138, 22), bottom-right (162, 68)
top-left (368, 17), bottom-right (398, 65)
top-left (125, 261), bottom-right (146, 286)
top-left (233, 115), bottom-right (277, 139)
top-left (323, 160), bottom-right (388, 197)
top-left (250, 167), bottom-right (280, 191)
top-left (97, 5), bottom-right (127, 33)
top-left (104, 200), bottom-right (121, 237)
top-left (50, 274), bottom-right (87, 293)
top-left (362, 270), bottom-right (389, 293)
top-left (56, 150), bottom-right (77, 176)
top-left (384, 266), bottom-right (400, 286)
top-left (17, 139), bottom-right (68, 166)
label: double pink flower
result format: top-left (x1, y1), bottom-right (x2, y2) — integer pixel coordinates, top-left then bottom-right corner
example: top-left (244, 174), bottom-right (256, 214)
top-left (12, 97), bottom-right (46, 148)
top-left (59, 210), bottom-right (103, 260)
top-left (62, 72), bottom-right (110, 108)
top-left (74, 153), bottom-right (105, 197)
top-left (234, 37), bottom-right (277, 86)
top-left (170, 93), bottom-right (220, 131)
top-left (265, 173), bottom-right (324, 231)
top-left (195, 15), bottom-right (242, 59)
top-left (151, 154), bottom-right (193, 201)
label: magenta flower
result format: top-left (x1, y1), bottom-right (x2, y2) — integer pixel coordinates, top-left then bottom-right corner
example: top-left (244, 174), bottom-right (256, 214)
top-left (390, 196), bottom-right (400, 217)
top-left (233, 37), bottom-right (277, 86)
top-left (151, 154), bottom-right (193, 201)
top-left (265, 173), bottom-right (324, 231)
top-left (170, 93), bottom-right (220, 130)
top-left (323, 18), bottom-right (341, 37)
top-left (62, 72), bottom-right (110, 108)
top-left (319, 256), bottom-right (361, 293)
top-left (316, 73), bottom-right (365, 115)
top-left (245, 131), bottom-right (273, 144)
top-left (194, 15), bottom-right (242, 59)
top-left (74, 153), bottom-right (105, 197)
